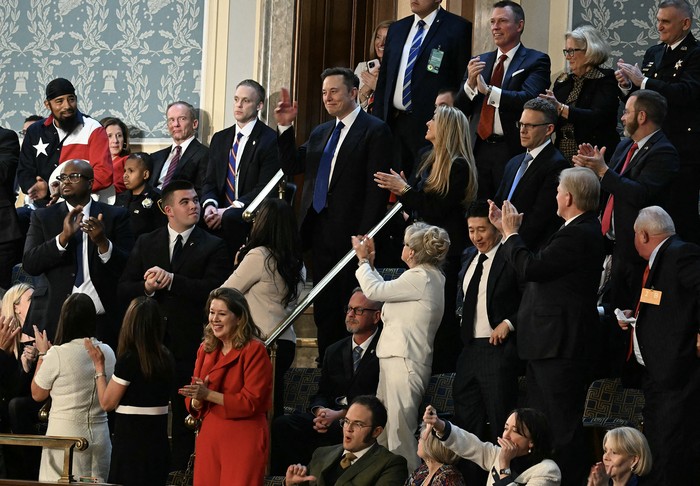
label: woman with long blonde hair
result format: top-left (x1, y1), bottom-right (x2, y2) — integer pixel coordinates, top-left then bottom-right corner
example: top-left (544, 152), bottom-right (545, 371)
top-left (375, 105), bottom-right (477, 373)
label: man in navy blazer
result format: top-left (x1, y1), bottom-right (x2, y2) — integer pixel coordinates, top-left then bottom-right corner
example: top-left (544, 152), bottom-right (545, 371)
top-left (202, 79), bottom-right (280, 253)
top-left (274, 68), bottom-right (391, 361)
top-left (118, 180), bottom-right (230, 469)
top-left (621, 206), bottom-right (700, 484)
top-left (453, 201), bottom-right (522, 485)
top-left (0, 126), bottom-right (22, 290)
top-left (373, 0), bottom-right (471, 177)
top-left (23, 159), bottom-right (133, 345)
top-left (456, 1), bottom-right (550, 200)
top-left (493, 167), bottom-right (604, 485)
top-left (151, 101), bottom-right (209, 196)
top-left (494, 98), bottom-right (568, 250)
top-left (271, 289), bottom-right (382, 474)
top-left (573, 89), bottom-right (679, 309)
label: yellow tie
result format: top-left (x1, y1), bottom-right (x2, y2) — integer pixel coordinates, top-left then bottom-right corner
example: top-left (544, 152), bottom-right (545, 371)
top-left (340, 452), bottom-right (356, 469)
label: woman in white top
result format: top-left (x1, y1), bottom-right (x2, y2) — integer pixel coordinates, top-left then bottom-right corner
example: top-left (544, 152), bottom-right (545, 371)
top-left (354, 20), bottom-right (393, 113)
top-left (31, 293), bottom-right (115, 482)
top-left (352, 222), bottom-right (449, 473)
top-left (221, 198), bottom-right (304, 416)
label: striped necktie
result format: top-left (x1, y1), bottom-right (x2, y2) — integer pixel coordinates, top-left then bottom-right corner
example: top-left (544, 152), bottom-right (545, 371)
top-left (226, 132), bottom-right (244, 205)
top-left (401, 19), bottom-right (426, 110)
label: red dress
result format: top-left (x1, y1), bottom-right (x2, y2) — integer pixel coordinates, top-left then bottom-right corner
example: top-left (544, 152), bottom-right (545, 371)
top-left (187, 339), bottom-right (272, 486)
top-left (112, 154), bottom-right (128, 193)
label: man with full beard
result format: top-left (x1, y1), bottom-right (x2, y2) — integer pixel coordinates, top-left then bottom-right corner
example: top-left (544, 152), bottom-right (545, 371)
top-left (17, 78), bottom-right (112, 207)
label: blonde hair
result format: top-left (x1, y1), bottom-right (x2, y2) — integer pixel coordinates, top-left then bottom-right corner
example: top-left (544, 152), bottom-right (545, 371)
top-left (420, 425), bottom-right (459, 464)
top-left (202, 288), bottom-right (265, 352)
top-left (418, 106), bottom-right (477, 205)
top-left (0, 283), bottom-right (33, 327)
top-left (404, 222), bottom-right (450, 267)
top-left (603, 427), bottom-right (652, 476)
top-left (566, 24), bottom-right (611, 67)
top-left (369, 20), bottom-right (394, 59)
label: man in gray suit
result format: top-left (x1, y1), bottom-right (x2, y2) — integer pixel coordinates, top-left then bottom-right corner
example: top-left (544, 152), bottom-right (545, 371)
top-left (284, 395), bottom-right (407, 486)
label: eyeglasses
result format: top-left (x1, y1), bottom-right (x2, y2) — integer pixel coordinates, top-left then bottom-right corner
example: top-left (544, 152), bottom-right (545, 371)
top-left (344, 306), bottom-right (381, 316)
top-left (563, 48), bottom-right (585, 57)
top-left (516, 122), bottom-right (551, 131)
top-left (57, 173), bottom-right (91, 183)
top-left (339, 418), bottom-right (372, 430)
top-left (18, 129), bottom-right (27, 137)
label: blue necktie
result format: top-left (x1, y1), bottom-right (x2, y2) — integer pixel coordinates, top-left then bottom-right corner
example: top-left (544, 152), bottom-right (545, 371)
top-left (507, 153), bottom-right (533, 200)
top-left (313, 121), bottom-right (344, 213)
top-left (402, 19), bottom-right (426, 110)
top-left (74, 230), bottom-right (84, 287)
top-left (226, 132), bottom-right (244, 206)
top-left (352, 345), bottom-right (363, 373)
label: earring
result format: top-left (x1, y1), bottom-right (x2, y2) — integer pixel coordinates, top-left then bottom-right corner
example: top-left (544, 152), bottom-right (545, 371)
top-left (528, 447), bottom-right (532, 454)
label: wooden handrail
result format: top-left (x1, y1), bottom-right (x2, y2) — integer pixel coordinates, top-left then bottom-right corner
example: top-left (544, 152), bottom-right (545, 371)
top-left (0, 434), bottom-right (87, 484)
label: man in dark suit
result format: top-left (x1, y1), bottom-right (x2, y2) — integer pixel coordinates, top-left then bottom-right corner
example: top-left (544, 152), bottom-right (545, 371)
top-left (202, 79), bottom-right (280, 253)
top-left (151, 101), bottom-right (209, 196)
top-left (493, 98), bottom-right (568, 250)
top-left (573, 89), bottom-right (679, 309)
top-left (453, 201), bottom-right (522, 485)
top-left (373, 0), bottom-right (471, 177)
top-left (492, 167), bottom-right (604, 485)
top-left (616, 0), bottom-right (700, 243)
top-left (271, 289), bottom-right (382, 474)
top-left (285, 395), bottom-right (407, 486)
top-left (22, 159), bottom-right (133, 345)
top-left (0, 126), bottom-right (22, 290)
top-left (274, 67), bottom-right (391, 361)
top-left (620, 206), bottom-right (700, 484)
top-left (457, 1), bottom-right (550, 199)
top-left (118, 179), bottom-right (230, 469)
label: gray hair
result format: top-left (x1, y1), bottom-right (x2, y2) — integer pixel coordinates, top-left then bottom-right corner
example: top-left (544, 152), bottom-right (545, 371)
top-left (633, 206), bottom-right (676, 235)
top-left (566, 24), bottom-right (611, 67)
top-left (559, 167), bottom-right (600, 213)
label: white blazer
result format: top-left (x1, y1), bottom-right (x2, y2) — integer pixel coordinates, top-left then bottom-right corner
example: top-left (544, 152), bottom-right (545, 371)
top-left (355, 263), bottom-right (445, 366)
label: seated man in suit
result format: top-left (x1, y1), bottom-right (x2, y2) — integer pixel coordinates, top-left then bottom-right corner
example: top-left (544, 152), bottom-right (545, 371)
top-left (118, 179), bottom-right (230, 469)
top-left (491, 167), bottom-right (605, 485)
top-left (493, 98), bottom-right (568, 250)
top-left (285, 395), bottom-right (407, 486)
top-left (151, 101), bottom-right (209, 196)
top-left (22, 159), bottom-right (133, 347)
top-left (271, 288), bottom-right (382, 474)
top-left (202, 79), bottom-right (280, 254)
top-left (456, 1), bottom-right (550, 199)
top-left (453, 200), bottom-right (522, 485)
top-left (573, 89), bottom-right (679, 309)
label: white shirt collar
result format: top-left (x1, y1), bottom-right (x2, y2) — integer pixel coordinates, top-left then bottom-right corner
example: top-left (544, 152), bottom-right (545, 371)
top-left (167, 223), bottom-right (196, 244)
top-left (414, 7), bottom-right (440, 28)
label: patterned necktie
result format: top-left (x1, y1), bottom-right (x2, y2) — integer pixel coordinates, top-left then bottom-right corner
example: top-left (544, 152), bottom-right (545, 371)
top-left (313, 121), bottom-right (344, 213)
top-left (172, 234), bottom-right (183, 265)
top-left (226, 132), bottom-right (244, 205)
top-left (507, 153), bottom-right (533, 200)
top-left (163, 145), bottom-right (182, 188)
top-left (352, 345), bottom-right (362, 373)
top-left (461, 253), bottom-right (488, 341)
top-left (401, 19), bottom-right (426, 110)
top-left (340, 452), bottom-right (357, 469)
top-left (601, 142), bottom-right (638, 235)
top-left (477, 54), bottom-right (508, 140)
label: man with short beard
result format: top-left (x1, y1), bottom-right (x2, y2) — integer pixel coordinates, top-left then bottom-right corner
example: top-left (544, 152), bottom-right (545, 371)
top-left (17, 78), bottom-right (112, 207)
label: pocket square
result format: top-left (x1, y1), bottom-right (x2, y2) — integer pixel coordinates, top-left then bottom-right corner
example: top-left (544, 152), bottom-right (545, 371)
top-left (511, 69), bottom-right (525, 77)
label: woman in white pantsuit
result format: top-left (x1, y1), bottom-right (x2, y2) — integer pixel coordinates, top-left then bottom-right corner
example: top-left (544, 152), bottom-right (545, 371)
top-left (352, 222), bottom-right (450, 472)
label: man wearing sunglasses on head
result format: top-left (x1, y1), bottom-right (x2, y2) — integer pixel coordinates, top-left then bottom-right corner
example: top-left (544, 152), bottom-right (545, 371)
top-left (22, 159), bottom-right (133, 348)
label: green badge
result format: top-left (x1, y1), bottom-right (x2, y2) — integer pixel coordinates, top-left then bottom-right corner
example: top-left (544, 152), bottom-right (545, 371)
top-left (427, 48), bottom-right (444, 74)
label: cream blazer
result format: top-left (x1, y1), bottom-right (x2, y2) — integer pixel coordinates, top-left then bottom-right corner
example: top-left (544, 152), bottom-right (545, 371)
top-left (355, 263), bottom-right (445, 366)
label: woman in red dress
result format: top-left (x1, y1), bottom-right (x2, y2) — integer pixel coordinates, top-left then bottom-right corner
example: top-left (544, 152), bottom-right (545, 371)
top-left (180, 288), bottom-right (272, 485)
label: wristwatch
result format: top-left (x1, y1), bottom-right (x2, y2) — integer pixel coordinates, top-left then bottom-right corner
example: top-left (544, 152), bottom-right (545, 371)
top-left (499, 468), bottom-right (511, 476)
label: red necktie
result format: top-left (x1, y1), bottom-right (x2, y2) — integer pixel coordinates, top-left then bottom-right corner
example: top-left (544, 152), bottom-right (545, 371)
top-left (163, 145), bottom-right (182, 188)
top-left (627, 264), bottom-right (650, 361)
top-left (477, 54), bottom-right (508, 141)
top-left (601, 142), bottom-right (638, 235)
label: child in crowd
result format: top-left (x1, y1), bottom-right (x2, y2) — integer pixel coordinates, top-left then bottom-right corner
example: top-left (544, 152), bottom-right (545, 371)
top-left (115, 153), bottom-right (167, 237)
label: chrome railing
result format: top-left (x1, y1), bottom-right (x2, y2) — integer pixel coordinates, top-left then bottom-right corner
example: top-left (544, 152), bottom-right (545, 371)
top-left (264, 202), bottom-right (403, 348)
top-left (242, 169), bottom-right (286, 222)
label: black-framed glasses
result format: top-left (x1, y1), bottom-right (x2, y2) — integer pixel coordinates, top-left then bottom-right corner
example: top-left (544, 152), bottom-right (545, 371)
top-left (339, 418), bottom-right (372, 430)
top-left (516, 122), bottom-right (551, 130)
top-left (18, 129), bottom-right (27, 137)
top-left (563, 48), bottom-right (585, 57)
top-left (56, 173), bottom-right (90, 183)
top-left (344, 306), bottom-right (381, 316)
